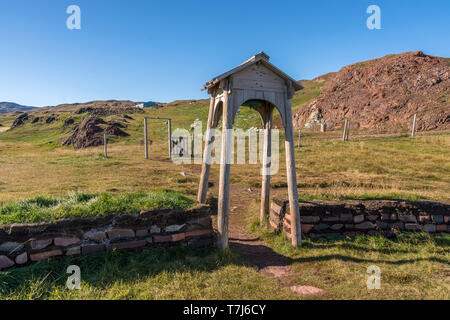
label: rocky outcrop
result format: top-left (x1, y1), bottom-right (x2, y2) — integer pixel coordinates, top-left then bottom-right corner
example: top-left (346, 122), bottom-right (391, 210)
top-left (62, 116), bottom-right (129, 149)
top-left (293, 51), bottom-right (450, 132)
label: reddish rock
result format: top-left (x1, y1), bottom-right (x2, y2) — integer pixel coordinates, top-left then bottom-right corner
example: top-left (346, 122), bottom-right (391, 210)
top-left (31, 239), bottom-right (52, 250)
top-left (436, 224), bottom-right (448, 232)
top-left (293, 52), bottom-right (450, 133)
top-left (185, 229), bottom-right (213, 238)
top-left (30, 249), bottom-right (62, 262)
top-left (367, 215), bottom-right (378, 222)
top-left (107, 228), bottom-right (135, 240)
top-left (54, 237), bottom-right (80, 247)
top-left (444, 216), bottom-right (449, 223)
top-left (353, 215), bottom-right (365, 224)
top-left (171, 233), bottom-right (186, 242)
top-left (290, 285), bottom-right (324, 296)
top-left (0, 255), bottom-right (15, 269)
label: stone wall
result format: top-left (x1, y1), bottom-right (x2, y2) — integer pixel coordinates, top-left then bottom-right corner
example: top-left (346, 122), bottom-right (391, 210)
top-left (0, 204), bottom-right (214, 270)
top-left (270, 199), bottom-right (450, 239)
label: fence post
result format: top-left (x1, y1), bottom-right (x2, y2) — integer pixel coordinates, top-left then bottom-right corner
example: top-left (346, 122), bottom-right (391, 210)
top-left (411, 113), bottom-right (417, 137)
top-left (342, 120), bottom-right (348, 141)
top-left (168, 119), bottom-right (172, 157)
top-left (298, 129), bottom-right (301, 148)
top-left (345, 120), bottom-right (350, 141)
top-left (144, 118), bottom-right (149, 159)
top-left (104, 133), bottom-right (107, 159)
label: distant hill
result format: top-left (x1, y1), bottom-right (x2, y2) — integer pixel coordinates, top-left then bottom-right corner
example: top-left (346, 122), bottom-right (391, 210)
top-left (293, 51), bottom-right (450, 132)
top-left (0, 102), bottom-right (36, 114)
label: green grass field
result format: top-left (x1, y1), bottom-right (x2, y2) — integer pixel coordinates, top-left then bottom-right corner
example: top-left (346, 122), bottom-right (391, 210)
top-left (0, 82), bottom-right (449, 299)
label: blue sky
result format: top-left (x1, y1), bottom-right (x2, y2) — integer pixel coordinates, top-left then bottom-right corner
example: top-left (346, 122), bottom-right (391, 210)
top-left (0, 0), bottom-right (449, 107)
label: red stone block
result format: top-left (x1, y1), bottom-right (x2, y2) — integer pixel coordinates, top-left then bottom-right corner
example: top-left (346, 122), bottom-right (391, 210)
top-left (419, 215), bottom-right (430, 223)
top-left (30, 239), bottom-right (52, 250)
top-left (436, 224), bottom-right (448, 232)
top-left (444, 216), bottom-right (449, 223)
top-left (171, 233), bottom-right (186, 242)
top-left (30, 249), bottom-right (62, 261)
top-left (301, 224), bottom-right (314, 233)
top-left (54, 237), bottom-right (80, 247)
top-left (185, 229), bottom-right (213, 238)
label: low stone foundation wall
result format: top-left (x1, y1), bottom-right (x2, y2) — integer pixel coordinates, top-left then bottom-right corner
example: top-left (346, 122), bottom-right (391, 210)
top-left (270, 199), bottom-right (449, 239)
top-left (0, 204), bottom-right (214, 270)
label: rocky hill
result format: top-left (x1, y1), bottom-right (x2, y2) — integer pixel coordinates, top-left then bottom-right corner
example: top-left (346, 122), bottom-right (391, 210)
top-left (293, 51), bottom-right (450, 132)
top-left (0, 102), bottom-right (36, 114)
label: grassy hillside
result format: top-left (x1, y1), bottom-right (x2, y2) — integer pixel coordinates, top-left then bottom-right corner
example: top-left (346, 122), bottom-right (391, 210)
top-left (0, 86), bottom-right (449, 300)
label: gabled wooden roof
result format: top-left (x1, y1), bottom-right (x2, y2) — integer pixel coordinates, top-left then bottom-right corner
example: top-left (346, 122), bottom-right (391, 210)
top-left (202, 52), bottom-right (304, 91)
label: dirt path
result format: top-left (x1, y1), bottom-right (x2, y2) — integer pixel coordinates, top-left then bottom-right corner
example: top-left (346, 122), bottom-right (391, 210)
top-left (205, 179), bottom-right (324, 296)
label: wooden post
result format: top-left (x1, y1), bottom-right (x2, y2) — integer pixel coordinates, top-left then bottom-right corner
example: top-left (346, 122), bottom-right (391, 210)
top-left (197, 94), bottom-right (216, 203)
top-left (298, 129), bottom-right (301, 148)
top-left (168, 119), bottom-right (172, 157)
top-left (217, 86), bottom-right (232, 249)
top-left (104, 133), bottom-right (107, 159)
top-left (411, 113), bottom-right (417, 137)
top-left (144, 118), bottom-right (149, 159)
top-left (260, 108), bottom-right (272, 225)
top-left (284, 98), bottom-right (301, 247)
top-left (345, 120), bottom-right (350, 141)
top-left (343, 119), bottom-right (349, 141)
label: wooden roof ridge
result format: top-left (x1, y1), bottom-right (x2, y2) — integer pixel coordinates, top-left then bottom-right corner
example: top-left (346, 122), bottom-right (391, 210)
top-left (202, 52), bottom-right (304, 91)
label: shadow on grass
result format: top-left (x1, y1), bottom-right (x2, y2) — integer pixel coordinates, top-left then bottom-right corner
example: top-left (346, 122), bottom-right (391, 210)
top-left (0, 245), bottom-right (242, 298)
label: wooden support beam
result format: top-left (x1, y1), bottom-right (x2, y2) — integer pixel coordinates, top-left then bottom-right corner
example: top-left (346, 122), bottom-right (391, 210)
top-left (168, 119), bottom-right (172, 157)
top-left (144, 118), bottom-right (149, 159)
top-left (197, 94), bottom-right (216, 203)
top-left (260, 106), bottom-right (272, 225)
top-left (284, 98), bottom-right (302, 247)
top-left (411, 113), bottom-right (417, 137)
top-left (217, 89), bottom-right (233, 249)
top-left (104, 133), bottom-right (107, 159)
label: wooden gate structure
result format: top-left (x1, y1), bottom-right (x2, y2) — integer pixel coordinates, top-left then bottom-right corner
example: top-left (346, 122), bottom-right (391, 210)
top-left (197, 52), bottom-right (304, 248)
